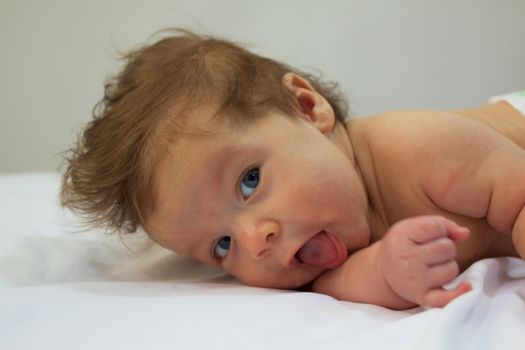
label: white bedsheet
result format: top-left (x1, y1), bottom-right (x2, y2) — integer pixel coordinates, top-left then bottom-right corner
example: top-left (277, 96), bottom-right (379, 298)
top-left (1, 173), bottom-right (524, 350)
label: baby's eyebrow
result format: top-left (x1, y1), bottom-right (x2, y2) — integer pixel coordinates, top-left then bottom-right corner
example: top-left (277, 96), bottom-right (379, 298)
top-left (212, 142), bottom-right (245, 164)
top-left (187, 238), bottom-right (201, 261)
top-left (206, 143), bottom-right (248, 189)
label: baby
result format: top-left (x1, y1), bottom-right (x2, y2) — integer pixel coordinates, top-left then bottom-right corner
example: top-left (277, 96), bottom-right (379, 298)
top-left (61, 29), bottom-right (525, 310)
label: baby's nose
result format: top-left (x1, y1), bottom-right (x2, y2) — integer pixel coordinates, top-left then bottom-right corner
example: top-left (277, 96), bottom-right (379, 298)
top-left (237, 219), bottom-right (281, 260)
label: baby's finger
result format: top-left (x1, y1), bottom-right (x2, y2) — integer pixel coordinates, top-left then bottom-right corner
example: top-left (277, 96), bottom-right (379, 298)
top-left (428, 216), bottom-right (470, 242)
top-left (403, 216), bottom-right (448, 244)
top-left (427, 259), bottom-right (461, 285)
top-left (422, 282), bottom-right (472, 308)
top-left (445, 223), bottom-right (470, 243)
top-left (421, 237), bottom-right (457, 265)
top-left (402, 216), bottom-right (469, 244)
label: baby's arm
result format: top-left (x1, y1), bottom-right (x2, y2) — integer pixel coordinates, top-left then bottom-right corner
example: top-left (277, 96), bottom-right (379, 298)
top-left (312, 216), bottom-right (471, 309)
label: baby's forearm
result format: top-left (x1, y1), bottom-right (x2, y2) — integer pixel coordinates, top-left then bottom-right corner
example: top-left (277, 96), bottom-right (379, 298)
top-left (311, 241), bottom-right (416, 310)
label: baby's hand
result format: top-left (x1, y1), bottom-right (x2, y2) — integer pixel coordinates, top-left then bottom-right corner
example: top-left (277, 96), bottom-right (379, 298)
top-left (378, 215), bottom-right (472, 308)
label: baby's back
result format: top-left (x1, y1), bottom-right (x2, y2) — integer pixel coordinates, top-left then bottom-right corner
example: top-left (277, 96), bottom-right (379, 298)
top-left (455, 101), bottom-right (525, 149)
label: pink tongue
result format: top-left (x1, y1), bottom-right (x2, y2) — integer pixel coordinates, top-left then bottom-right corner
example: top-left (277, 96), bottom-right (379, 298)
top-left (296, 232), bottom-right (347, 269)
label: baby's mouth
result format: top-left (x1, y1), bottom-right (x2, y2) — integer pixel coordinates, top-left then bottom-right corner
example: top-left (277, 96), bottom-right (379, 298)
top-left (295, 231), bottom-right (348, 269)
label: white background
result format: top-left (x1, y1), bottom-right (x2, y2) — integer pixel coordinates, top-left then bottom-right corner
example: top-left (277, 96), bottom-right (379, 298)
top-left (1, 0), bottom-right (524, 173)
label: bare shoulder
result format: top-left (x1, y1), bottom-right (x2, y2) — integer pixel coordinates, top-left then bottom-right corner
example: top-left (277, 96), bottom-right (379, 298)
top-left (350, 109), bottom-right (490, 150)
top-left (349, 109), bottom-right (517, 165)
top-left (348, 109), bottom-right (484, 177)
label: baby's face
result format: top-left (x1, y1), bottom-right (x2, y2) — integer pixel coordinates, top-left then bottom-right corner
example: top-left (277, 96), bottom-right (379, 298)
top-left (146, 111), bottom-right (371, 289)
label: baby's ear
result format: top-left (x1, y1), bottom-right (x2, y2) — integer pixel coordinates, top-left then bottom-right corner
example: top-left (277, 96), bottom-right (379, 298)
top-left (281, 72), bottom-right (335, 134)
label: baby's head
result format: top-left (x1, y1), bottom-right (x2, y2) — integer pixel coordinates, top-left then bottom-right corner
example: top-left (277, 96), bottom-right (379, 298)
top-left (62, 29), bottom-right (370, 289)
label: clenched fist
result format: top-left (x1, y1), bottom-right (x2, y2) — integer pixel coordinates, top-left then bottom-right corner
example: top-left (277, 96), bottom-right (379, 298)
top-left (378, 215), bottom-right (472, 307)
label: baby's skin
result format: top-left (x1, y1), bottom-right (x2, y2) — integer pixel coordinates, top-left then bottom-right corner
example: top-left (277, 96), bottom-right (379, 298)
top-left (313, 95), bottom-right (524, 309)
top-left (145, 73), bottom-right (524, 309)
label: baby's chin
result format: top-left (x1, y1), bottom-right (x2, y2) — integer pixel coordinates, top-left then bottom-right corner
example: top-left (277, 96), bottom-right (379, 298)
top-left (236, 267), bottom-right (326, 290)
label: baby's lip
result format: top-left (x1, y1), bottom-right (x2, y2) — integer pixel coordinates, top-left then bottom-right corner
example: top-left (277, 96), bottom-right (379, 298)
top-left (284, 250), bottom-right (302, 268)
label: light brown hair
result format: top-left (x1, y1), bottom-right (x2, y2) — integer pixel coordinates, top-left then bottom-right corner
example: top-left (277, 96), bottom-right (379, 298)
top-left (61, 29), bottom-right (349, 233)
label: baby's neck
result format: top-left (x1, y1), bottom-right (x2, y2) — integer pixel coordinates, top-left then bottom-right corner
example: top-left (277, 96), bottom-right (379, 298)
top-left (344, 119), bottom-right (389, 244)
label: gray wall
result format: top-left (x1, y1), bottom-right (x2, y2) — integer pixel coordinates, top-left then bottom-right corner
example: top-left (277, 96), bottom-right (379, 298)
top-left (1, 0), bottom-right (524, 173)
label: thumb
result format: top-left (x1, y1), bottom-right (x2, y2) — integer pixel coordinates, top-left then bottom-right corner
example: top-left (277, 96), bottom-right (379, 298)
top-left (441, 220), bottom-right (470, 243)
top-left (422, 281), bottom-right (472, 308)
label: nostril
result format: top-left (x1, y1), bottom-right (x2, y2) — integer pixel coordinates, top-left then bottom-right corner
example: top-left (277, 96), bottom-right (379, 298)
top-left (266, 232), bottom-right (275, 241)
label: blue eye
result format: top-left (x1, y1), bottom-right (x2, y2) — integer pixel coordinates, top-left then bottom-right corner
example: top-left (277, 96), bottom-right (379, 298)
top-left (214, 236), bottom-right (231, 259)
top-left (240, 168), bottom-right (260, 198)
